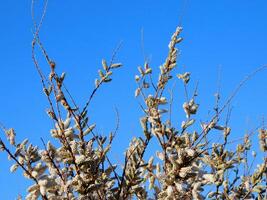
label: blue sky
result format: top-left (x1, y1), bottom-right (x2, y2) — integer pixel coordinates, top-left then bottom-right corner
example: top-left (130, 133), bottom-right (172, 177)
top-left (0, 0), bottom-right (267, 199)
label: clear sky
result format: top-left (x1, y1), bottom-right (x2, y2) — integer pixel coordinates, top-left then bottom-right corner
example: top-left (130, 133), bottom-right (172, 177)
top-left (0, 1), bottom-right (267, 199)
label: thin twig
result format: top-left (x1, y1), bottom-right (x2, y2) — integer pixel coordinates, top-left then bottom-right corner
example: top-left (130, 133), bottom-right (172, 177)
top-left (81, 41), bottom-right (123, 114)
top-left (196, 65), bottom-right (267, 146)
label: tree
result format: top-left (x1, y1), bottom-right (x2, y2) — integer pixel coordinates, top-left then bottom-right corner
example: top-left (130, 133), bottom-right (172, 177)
top-left (0, 1), bottom-right (267, 200)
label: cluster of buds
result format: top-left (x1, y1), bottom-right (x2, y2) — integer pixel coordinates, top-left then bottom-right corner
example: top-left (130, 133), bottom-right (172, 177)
top-left (259, 129), bottom-right (267, 152)
top-left (183, 99), bottom-right (199, 118)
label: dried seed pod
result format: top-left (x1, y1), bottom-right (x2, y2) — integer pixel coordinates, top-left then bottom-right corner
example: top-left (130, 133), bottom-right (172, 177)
top-left (135, 88), bottom-right (141, 97)
top-left (49, 61), bottom-right (56, 70)
top-left (135, 75), bottom-right (140, 82)
top-left (56, 92), bottom-right (64, 102)
top-left (5, 128), bottom-right (16, 145)
top-left (145, 68), bottom-right (152, 74)
top-left (10, 163), bottom-right (19, 173)
top-left (175, 37), bottom-right (183, 44)
top-left (83, 124), bottom-right (96, 136)
top-left (177, 72), bottom-right (190, 84)
top-left (47, 109), bottom-right (56, 120)
top-left (102, 59), bottom-right (108, 71)
top-left (95, 79), bottom-right (100, 87)
top-left (98, 70), bottom-right (105, 79)
top-left (111, 63), bottom-right (122, 69)
top-left (138, 66), bottom-right (144, 76)
top-left (181, 119), bottom-right (195, 129)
